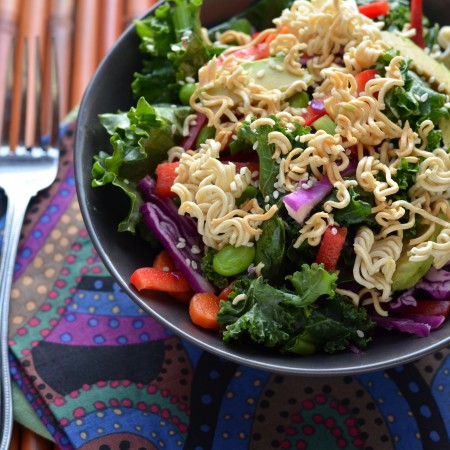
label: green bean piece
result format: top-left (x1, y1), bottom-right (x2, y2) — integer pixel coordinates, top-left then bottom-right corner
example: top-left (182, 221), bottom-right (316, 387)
top-left (236, 185), bottom-right (258, 206)
top-left (179, 83), bottom-right (196, 105)
top-left (195, 126), bottom-right (216, 147)
top-left (213, 244), bottom-right (256, 276)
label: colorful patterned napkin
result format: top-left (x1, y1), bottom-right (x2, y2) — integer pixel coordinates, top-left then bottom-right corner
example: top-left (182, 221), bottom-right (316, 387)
top-left (2, 121), bottom-right (450, 450)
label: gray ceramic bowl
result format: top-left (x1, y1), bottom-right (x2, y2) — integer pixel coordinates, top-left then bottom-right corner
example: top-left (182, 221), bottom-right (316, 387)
top-left (75, 0), bottom-right (450, 375)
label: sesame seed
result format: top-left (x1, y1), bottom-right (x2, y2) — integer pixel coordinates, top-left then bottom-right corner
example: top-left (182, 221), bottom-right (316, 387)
top-left (256, 69), bottom-right (265, 78)
top-left (265, 204), bottom-right (270, 211)
top-left (231, 135), bottom-right (238, 140)
top-left (179, 238), bottom-right (186, 242)
top-left (330, 227), bottom-right (338, 235)
top-left (162, 266), bottom-right (170, 272)
top-left (191, 260), bottom-right (198, 270)
top-left (356, 329), bottom-right (365, 338)
top-left (171, 124), bottom-right (177, 134)
top-left (420, 93), bottom-right (428, 102)
top-left (438, 82), bottom-right (445, 92)
top-left (264, 195), bottom-right (270, 203)
top-left (252, 141), bottom-right (259, 150)
top-left (191, 245), bottom-right (201, 254)
top-left (273, 190), bottom-right (280, 199)
top-left (185, 258), bottom-right (191, 267)
top-left (185, 76), bottom-right (195, 83)
top-left (251, 170), bottom-right (259, 178)
top-left (176, 241), bottom-right (186, 249)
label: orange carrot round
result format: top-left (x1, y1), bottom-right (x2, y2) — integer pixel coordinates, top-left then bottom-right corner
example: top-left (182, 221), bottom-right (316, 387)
top-left (189, 293), bottom-right (221, 331)
top-left (152, 249), bottom-right (177, 272)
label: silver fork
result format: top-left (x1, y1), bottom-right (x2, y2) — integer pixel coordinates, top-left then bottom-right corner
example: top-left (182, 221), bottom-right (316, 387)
top-left (0, 37), bottom-right (60, 448)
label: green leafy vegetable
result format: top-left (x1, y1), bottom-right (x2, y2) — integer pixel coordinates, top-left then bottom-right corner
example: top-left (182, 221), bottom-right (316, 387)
top-left (375, 50), bottom-right (450, 129)
top-left (91, 98), bottom-right (190, 233)
top-left (231, 116), bottom-right (310, 201)
top-left (217, 263), bottom-right (374, 354)
top-left (132, 0), bottom-right (214, 103)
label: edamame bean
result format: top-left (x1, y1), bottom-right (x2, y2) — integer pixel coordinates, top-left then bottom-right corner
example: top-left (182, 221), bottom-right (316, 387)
top-left (288, 91), bottom-right (309, 108)
top-left (213, 245), bottom-right (256, 276)
top-left (236, 185), bottom-right (258, 206)
top-left (179, 83), bottom-right (196, 105)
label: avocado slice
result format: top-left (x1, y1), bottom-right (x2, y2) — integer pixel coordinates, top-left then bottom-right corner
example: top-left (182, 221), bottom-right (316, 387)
top-left (242, 56), bottom-right (313, 92)
top-left (381, 31), bottom-right (450, 95)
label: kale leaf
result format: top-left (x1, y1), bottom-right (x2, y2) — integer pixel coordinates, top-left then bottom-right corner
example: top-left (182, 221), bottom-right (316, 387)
top-left (217, 263), bottom-right (375, 354)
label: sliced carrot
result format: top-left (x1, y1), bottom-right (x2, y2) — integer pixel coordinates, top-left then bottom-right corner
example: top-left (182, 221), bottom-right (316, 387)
top-left (153, 249), bottom-right (177, 272)
top-left (155, 162), bottom-right (179, 198)
top-left (316, 225), bottom-right (348, 271)
top-left (189, 293), bottom-right (221, 330)
top-left (130, 267), bottom-right (192, 293)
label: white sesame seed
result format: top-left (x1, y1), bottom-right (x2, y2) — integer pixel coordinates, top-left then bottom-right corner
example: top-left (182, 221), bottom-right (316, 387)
top-left (420, 93), bottom-right (429, 102)
top-left (265, 204), bottom-right (270, 211)
top-left (185, 258), bottom-right (191, 267)
top-left (179, 238), bottom-right (186, 242)
top-left (356, 329), bottom-right (365, 338)
top-left (252, 141), bottom-right (259, 150)
top-left (256, 69), bottom-right (265, 78)
top-left (264, 195), bottom-right (270, 203)
top-left (231, 135), bottom-right (238, 140)
top-left (171, 124), bottom-right (177, 134)
top-left (251, 170), bottom-right (259, 178)
top-left (176, 242), bottom-right (186, 249)
top-left (162, 266), bottom-right (170, 272)
top-left (273, 190), bottom-right (280, 199)
top-left (438, 82), bottom-right (445, 92)
top-left (185, 76), bottom-right (195, 83)
top-left (191, 245), bottom-right (201, 254)
top-left (191, 260), bottom-right (198, 270)
top-left (330, 227), bottom-right (338, 235)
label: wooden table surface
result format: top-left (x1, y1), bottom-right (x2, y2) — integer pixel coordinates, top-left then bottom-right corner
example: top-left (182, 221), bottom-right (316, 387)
top-left (0, 0), bottom-right (157, 448)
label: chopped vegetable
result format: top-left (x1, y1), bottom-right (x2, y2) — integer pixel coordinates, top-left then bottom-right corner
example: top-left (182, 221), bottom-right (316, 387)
top-left (218, 281), bottom-right (237, 301)
top-left (138, 176), bottom-right (215, 293)
top-left (189, 293), bottom-right (221, 330)
top-left (179, 113), bottom-right (208, 151)
top-left (312, 115), bottom-right (337, 134)
top-left (410, 0), bottom-right (424, 48)
top-left (156, 162), bottom-right (179, 198)
top-left (289, 91), bottom-right (310, 108)
top-left (153, 249), bottom-right (177, 272)
top-left (370, 315), bottom-right (431, 337)
top-left (130, 267), bottom-right (192, 293)
top-left (358, 1), bottom-right (390, 19)
top-left (213, 244), bottom-right (256, 277)
top-left (355, 68), bottom-right (378, 94)
top-left (392, 300), bottom-right (450, 319)
top-left (301, 104), bottom-right (327, 126)
top-left (316, 226), bottom-right (348, 271)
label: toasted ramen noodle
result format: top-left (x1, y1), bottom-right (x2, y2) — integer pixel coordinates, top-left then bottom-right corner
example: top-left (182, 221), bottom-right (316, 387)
top-left (169, 0), bottom-right (450, 315)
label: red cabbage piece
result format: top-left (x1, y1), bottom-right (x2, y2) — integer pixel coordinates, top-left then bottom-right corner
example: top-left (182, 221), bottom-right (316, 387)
top-left (283, 160), bottom-right (357, 224)
top-left (138, 175), bottom-right (215, 294)
top-left (415, 267), bottom-right (450, 300)
top-left (400, 313), bottom-right (445, 329)
top-left (370, 315), bottom-right (431, 337)
top-left (389, 288), bottom-right (417, 309)
top-left (310, 99), bottom-right (325, 111)
top-left (283, 176), bottom-right (332, 224)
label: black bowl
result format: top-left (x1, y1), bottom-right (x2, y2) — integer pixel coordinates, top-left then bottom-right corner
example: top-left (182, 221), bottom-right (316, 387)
top-left (75, 0), bottom-right (450, 375)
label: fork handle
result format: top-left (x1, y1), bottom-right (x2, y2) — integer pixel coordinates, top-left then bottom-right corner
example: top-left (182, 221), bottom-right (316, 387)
top-left (0, 195), bottom-right (30, 450)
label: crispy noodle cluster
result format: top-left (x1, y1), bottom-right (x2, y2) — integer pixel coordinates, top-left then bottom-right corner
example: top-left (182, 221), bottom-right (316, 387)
top-left (169, 0), bottom-right (450, 315)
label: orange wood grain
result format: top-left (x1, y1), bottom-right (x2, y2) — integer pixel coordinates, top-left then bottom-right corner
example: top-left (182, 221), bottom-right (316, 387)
top-left (70, 0), bottom-right (100, 108)
top-left (10, 0), bottom-right (50, 148)
top-left (20, 427), bottom-right (54, 450)
top-left (0, 0), bottom-right (20, 146)
top-left (49, 0), bottom-right (75, 118)
top-left (123, 0), bottom-right (155, 28)
top-left (98, 0), bottom-right (125, 61)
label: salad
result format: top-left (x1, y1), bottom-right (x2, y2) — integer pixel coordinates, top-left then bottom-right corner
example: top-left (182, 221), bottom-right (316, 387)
top-left (92, 0), bottom-right (450, 355)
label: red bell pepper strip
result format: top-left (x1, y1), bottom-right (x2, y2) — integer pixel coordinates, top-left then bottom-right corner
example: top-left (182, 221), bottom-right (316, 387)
top-left (130, 267), bottom-right (192, 293)
top-left (179, 113), bottom-right (208, 151)
top-left (152, 249), bottom-right (177, 272)
top-left (155, 162), bottom-right (179, 198)
top-left (355, 69), bottom-right (378, 94)
top-left (301, 105), bottom-right (327, 127)
top-left (316, 225), bottom-right (348, 271)
top-left (358, 1), bottom-right (390, 19)
top-left (218, 281), bottom-right (237, 301)
top-left (410, 0), bottom-right (425, 48)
